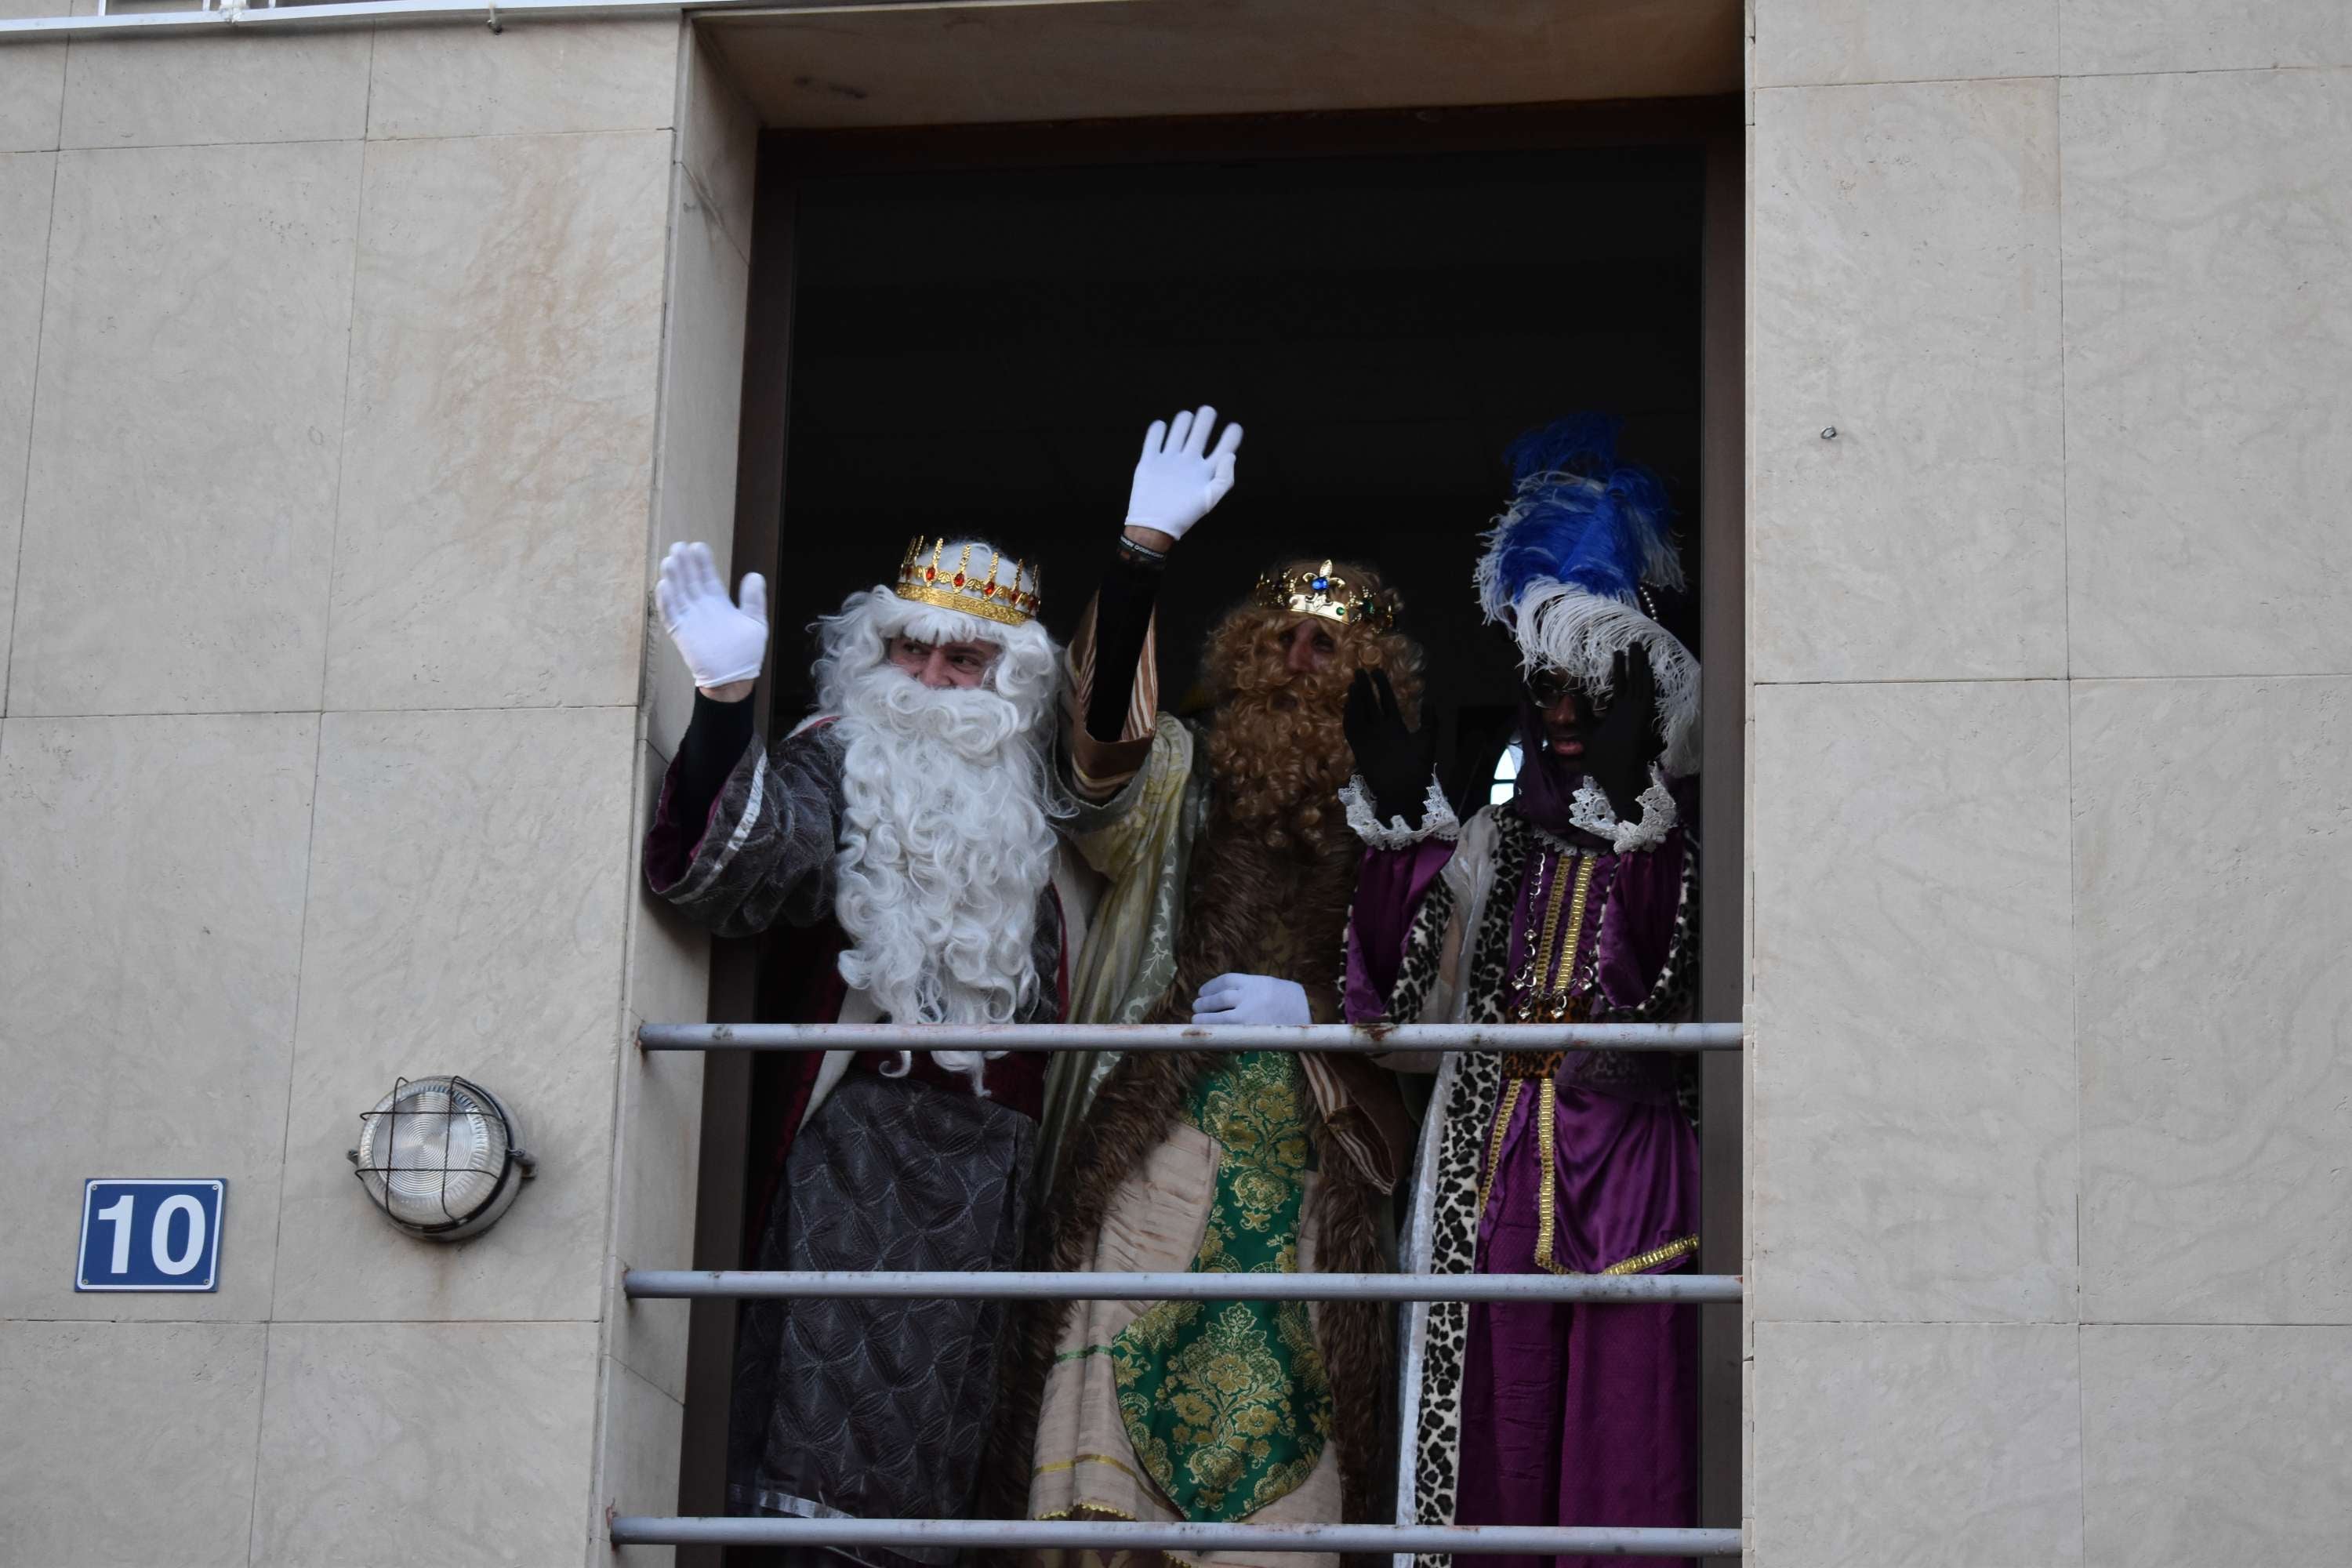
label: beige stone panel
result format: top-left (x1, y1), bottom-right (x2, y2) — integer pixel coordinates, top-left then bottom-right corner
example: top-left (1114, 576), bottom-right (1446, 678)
top-left (61, 31), bottom-right (372, 148)
top-left (272, 706), bottom-right (636, 1322)
top-left (2073, 677), bottom-right (2352, 1323)
top-left (368, 19), bottom-right (680, 140)
top-left (683, 23), bottom-right (759, 260)
top-left (1751, 0), bottom-right (2056, 86)
top-left (0, 1321), bottom-right (265, 1568)
top-left (1750, 681), bottom-right (2075, 1322)
top-left (2081, 1325), bottom-right (2352, 1566)
top-left (592, 1353), bottom-right (685, 1567)
top-left (0, 713), bottom-right (315, 1321)
top-left (2062, 70), bottom-right (2352, 678)
top-left (0, 16), bottom-right (63, 154)
top-left (250, 1319), bottom-right (600, 1568)
top-left (0, 151), bottom-right (51, 696)
top-left (647, 163), bottom-right (752, 760)
top-left (12, 140), bottom-right (358, 716)
top-left (1751, 1321), bottom-right (2082, 1568)
top-left (325, 131), bottom-right (670, 712)
top-left (610, 749), bottom-right (711, 1396)
top-left (626, 741), bottom-right (711, 1029)
top-left (608, 1009), bottom-right (702, 1399)
top-left (2061, 0), bottom-right (2352, 74)
top-left (1751, 79), bottom-right (2065, 682)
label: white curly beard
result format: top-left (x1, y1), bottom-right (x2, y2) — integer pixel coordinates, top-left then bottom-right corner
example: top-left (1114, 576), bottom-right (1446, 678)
top-left (815, 590), bottom-right (1063, 1091)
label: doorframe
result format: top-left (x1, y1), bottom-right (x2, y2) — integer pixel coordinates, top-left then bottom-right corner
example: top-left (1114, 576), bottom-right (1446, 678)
top-left (686, 93), bottom-right (1747, 1567)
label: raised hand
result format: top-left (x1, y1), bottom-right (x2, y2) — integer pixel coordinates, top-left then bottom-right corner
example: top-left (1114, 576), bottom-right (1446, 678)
top-left (1189, 972), bottom-right (1312, 1027)
top-left (1344, 670), bottom-right (1437, 827)
top-left (655, 541), bottom-right (768, 694)
top-left (1124, 405), bottom-right (1243, 546)
top-left (1583, 644), bottom-right (1661, 818)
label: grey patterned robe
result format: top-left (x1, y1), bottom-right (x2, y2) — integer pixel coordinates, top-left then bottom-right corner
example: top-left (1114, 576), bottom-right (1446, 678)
top-left (645, 717), bottom-right (1067, 1568)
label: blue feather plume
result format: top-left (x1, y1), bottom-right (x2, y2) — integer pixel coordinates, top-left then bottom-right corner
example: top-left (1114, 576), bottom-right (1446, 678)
top-left (1483, 414), bottom-right (1680, 610)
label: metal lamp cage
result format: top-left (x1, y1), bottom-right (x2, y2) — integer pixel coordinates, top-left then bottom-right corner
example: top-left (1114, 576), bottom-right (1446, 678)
top-left (347, 1074), bottom-right (536, 1239)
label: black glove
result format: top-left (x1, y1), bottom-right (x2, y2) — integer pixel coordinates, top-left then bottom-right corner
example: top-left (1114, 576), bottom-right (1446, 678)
top-left (1583, 644), bottom-right (1661, 820)
top-left (1344, 670), bottom-right (1437, 827)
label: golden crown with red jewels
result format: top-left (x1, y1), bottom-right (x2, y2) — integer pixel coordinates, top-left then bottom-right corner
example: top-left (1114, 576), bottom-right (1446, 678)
top-left (895, 537), bottom-right (1042, 628)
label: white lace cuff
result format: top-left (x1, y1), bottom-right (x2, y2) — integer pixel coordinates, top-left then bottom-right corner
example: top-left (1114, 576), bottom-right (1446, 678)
top-left (1567, 767), bottom-right (1678, 854)
top-left (1340, 773), bottom-right (1461, 850)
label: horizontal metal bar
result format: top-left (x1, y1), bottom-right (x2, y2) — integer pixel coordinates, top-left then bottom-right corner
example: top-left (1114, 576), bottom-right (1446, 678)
top-left (608, 1515), bottom-right (1743, 1556)
top-left (0, 0), bottom-right (1064, 42)
top-left (624, 1269), bottom-right (1741, 1303)
top-left (637, 1019), bottom-right (1744, 1052)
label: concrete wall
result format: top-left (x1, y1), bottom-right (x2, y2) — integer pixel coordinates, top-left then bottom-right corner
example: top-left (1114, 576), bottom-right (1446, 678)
top-left (1746, 2), bottom-right (2352, 1563)
top-left (0, 17), bottom-right (749, 1566)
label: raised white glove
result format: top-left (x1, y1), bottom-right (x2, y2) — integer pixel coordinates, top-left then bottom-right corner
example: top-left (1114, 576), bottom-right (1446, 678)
top-left (1189, 972), bottom-right (1311, 1027)
top-left (1125, 405), bottom-right (1243, 542)
top-left (655, 541), bottom-right (768, 689)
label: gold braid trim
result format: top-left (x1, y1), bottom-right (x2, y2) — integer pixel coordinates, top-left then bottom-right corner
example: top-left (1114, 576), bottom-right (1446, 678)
top-left (1033, 1454), bottom-right (1150, 1487)
top-left (1535, 1076), bottom-right (1566, 1274)
top-left (1534, 855), bottom-right (1597, 1275)
top-left (1600, 1235), bottom-right (1701, 1276)
top-left (1475, 1079), bottom-right (1523, 1222)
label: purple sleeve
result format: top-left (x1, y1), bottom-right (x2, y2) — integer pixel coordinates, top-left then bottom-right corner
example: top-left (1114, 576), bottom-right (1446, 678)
top-left (1343, 840), bottom-right (1457, 1022)
top-left (1591, 827), bottom-right (1690, 1010)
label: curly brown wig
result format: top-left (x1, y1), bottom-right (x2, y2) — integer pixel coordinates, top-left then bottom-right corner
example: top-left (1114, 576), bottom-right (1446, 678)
top-left (1200, 557), bottom-right (1426, 855)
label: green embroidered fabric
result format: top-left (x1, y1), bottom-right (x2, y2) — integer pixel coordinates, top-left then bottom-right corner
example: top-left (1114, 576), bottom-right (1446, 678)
top-left (1110, 1050), bottom-right (1332, 1522)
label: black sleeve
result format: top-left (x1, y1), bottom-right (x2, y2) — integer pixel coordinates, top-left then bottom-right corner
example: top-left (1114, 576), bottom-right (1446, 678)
top-left (1085, 547), bottom-right (1167, 742)
top-left (670, 689), bottom-right (756, 831)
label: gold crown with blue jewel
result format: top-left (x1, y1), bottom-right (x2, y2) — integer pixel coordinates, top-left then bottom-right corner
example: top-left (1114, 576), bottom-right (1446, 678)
top-left (1252, 558), bottom-right (1396, 631)
top-left (895, 537), bottom-right (1041, 628)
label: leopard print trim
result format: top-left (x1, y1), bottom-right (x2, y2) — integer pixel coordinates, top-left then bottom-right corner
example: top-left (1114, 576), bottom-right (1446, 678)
top-left (1408, 812), bottom-right (1529, 1568)
top-left (1408, 810), bottom-right (1697, 1568)
top-left (1383, 875), bottom-right (1457, 1025)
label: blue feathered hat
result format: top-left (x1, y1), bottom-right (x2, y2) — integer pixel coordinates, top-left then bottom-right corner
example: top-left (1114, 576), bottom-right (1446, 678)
top-left (1473, 415), bottom-right (1700, 776)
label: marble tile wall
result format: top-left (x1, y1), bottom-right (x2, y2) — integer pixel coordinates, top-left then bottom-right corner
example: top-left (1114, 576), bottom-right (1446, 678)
top-left (0, 1321), bottom-right (268, 1568)
top-left (2080, 1324), bottom-right (2352, 1566)
top-left (601, 37), bottom-right (758, 1534)
top-left (0, 16), bottom-right (718, 1567)
top-left (2061, 67), bottom-right (2352, 677)
top-left (1750, 76), bottom-right (2066, 683)
top-left (1751, 1), bottom-right (2352, 1563)
top-left (1749, 680), bottom-right (2076, 1326)
top-left (1751, 1321), bottom-right (2083, 1567)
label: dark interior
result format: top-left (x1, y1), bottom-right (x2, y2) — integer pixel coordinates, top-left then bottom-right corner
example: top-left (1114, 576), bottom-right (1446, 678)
top-left (771, 146), bottom-right (1707, 806)
top-left (705, 140), bottom-right (1722, 1565)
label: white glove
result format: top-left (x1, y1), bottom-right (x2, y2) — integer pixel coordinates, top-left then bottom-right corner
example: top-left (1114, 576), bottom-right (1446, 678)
top-left (1189, 972), bottom-right (1312, 1027)
top-left (1126, 405), bottom-right (1243, 542)
top-left (655, 541), bottom-right (768, 689)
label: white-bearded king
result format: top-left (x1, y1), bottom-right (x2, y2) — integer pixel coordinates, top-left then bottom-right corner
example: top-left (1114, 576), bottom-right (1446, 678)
top-left (643, 535), bottom-right (1082, 1568)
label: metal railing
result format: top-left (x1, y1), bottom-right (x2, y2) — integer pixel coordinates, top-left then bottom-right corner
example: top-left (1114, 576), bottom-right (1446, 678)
top-left (607, 1515), bottom-right (1746, 1555)
top-left (625, 1268), bottom-right (1740, 1303)
top-left (637, 1018), bottom-right (1746, 1053)
top-left (622, 1016), bottom-right (1744, 1558)
top-left (0, 0), bottom-right (959, 45)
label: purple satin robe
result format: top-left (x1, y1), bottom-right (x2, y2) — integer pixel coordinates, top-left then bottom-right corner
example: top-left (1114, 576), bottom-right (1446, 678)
top-left (1348, 813), bottom-right (1698, 1568)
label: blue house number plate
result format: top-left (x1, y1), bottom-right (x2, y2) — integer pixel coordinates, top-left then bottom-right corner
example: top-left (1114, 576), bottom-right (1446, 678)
top-left (77, 1178), bottom-right (224, 1292)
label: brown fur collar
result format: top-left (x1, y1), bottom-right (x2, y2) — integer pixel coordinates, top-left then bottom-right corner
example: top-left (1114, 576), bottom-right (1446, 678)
top-left (985, 800), bottom-right (1395, 1530)
top-left (1154, 790), bottom-right (1362, 1025)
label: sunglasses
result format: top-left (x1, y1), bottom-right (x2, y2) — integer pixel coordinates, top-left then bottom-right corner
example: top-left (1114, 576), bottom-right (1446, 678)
top-left (1525, 668), bottom-right (1613, 718)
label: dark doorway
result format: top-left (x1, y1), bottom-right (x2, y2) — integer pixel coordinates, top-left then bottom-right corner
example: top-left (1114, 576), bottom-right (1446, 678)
top-left (769, 145), bottom-right (1705, 807)
top-left (685, 106), bottom-right (1741, 1568)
